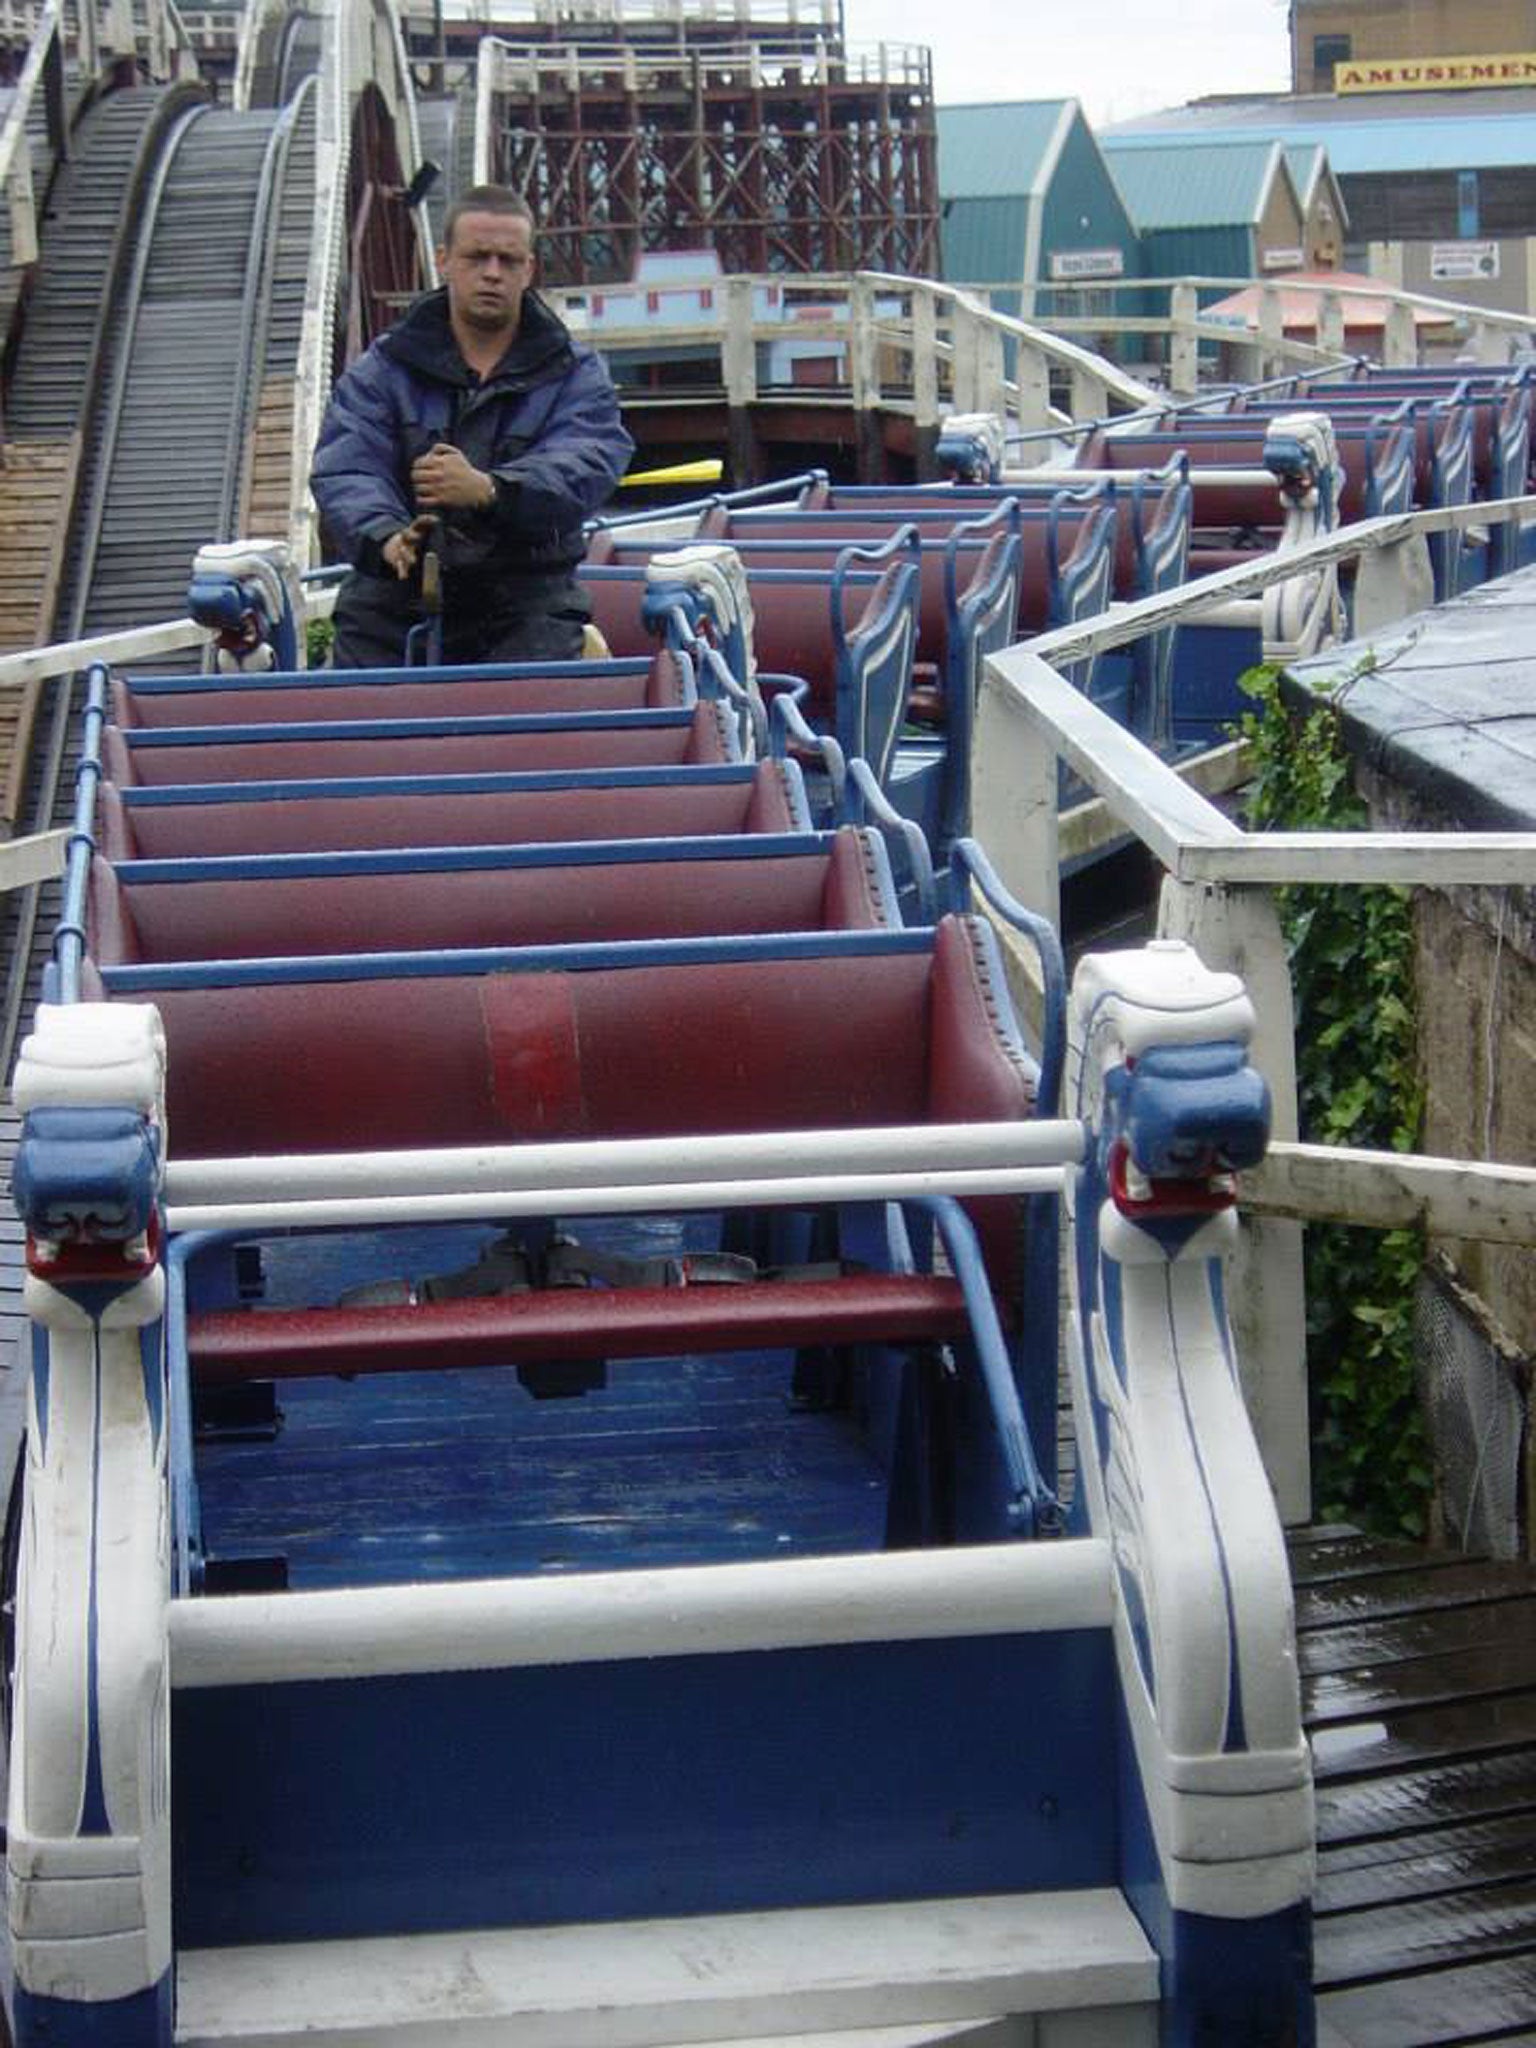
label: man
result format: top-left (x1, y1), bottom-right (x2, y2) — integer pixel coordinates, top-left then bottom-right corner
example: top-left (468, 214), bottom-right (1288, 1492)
top-left (311, 186), bottom-right (634, 666)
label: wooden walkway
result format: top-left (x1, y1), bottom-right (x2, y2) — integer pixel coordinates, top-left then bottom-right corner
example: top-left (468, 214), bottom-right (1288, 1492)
top-left (1297, 1524), bottom-right (1536, 2045)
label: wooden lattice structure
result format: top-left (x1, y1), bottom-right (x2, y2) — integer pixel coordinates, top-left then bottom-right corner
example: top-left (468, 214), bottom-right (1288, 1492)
top-left (483, 37), bottom-right (939, 286)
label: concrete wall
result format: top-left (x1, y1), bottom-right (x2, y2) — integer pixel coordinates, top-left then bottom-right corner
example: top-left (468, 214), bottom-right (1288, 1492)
top-left (1358, 762), bottom-right (1536, 1554)
top-left (1369, 234), bottom-right (1536, 318)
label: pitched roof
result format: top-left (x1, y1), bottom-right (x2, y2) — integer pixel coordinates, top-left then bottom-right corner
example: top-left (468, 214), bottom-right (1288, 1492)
top-left (1283, 142), bottom-right (1324, 206)
top-left (936, 101), bottom-right (1075, 199)
top-left (1102, 136), bottom-right (1284, 230)
top-left (1283, 142), bottom-right (1350, 230)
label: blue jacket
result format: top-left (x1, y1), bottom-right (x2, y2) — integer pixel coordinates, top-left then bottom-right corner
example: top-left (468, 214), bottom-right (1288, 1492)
top-left (311, 287), bottom-right (634, 597)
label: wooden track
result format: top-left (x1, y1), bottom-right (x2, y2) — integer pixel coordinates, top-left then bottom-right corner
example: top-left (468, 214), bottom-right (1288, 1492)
top-left (0, 438), bottom-right (79, 829)
top-left (0, 439), bottom-right (78, 653)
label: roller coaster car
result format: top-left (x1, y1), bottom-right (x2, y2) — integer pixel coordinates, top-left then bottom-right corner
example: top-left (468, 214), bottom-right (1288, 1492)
top-left (4, 595), bottom-right (1312, 2045)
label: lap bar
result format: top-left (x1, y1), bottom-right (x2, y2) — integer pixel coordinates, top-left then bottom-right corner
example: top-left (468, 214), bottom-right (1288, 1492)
top-left (168, 1540), bottom-right (1115, 1687)
top-left (165, 1119), bottom-right (1085, 1232)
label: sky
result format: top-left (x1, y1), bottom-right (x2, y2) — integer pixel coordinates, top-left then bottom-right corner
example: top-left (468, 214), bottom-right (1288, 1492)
top-left (839, 0), bottom-right (1293, 127)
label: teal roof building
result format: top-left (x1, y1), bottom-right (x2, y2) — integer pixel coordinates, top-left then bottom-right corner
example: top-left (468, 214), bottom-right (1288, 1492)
top-left (936, 100), bottom-right (1140, 298)
top-left (1101, 135), bottom-right (1308, 280)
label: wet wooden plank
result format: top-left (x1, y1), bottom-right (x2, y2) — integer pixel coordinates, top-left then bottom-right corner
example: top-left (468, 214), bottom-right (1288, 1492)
top-left (1315, 1876), bottom-right (1536, 1987)
top-left (1315, 1746), bottom-right (1536, 1845)
top-left (1318, 1814), bottom-right (1536, 1911)
top-left (1288, 1533), bottom-right (1485, 1587)
top-left (1310, 1690), bottom-right (1536, 1783)
top-left (1297, 1560), bottom-right (1536, 1632)
top-left (1304, 1634), bottom-right (1536, 1723)
top-left (1320, 1961), bottom-right (1536, 2048)
top-left (1301, 1597), bottom-right (1536, 1677)
top-left (1286, 1521), bottom-right (1363, 1551)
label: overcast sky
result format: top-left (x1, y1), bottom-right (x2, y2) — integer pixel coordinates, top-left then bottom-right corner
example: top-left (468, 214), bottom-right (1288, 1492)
top-left (840, 0), bottom-right (1293, 127)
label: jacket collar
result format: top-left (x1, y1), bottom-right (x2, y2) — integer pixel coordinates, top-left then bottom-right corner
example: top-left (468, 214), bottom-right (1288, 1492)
top-left (378, 286), bottom-right (574, 388)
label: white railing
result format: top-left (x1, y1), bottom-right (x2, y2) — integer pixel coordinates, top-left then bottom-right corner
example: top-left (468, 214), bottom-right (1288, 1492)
top-left (536, 263), bottom-right (1536, 450)
top-left (0, 0), bottom-right (199, 287)
top-left (527, 263), bottom-right (1536, 439)
top-left (0, 826), bottom-right (67, 886)
top-left (274, 0), bottom-right (434, 566)
top-left (0, 576), bottom-right (339, 698)
top-left (479, 30), bottom-right (929, 93)
top-left (973, 492), bottom-right (1536, 1524)
top-left (424, 0), bottom-right (842, 28)
top-left (533, 268), bottom-right (1160, 441)
top-left (163, 1118), bottom-right (1082, 1231)
top-left (0, 0), bottom-right (65, 271)
top-left (1016, 272), bottom-right (1536, 394)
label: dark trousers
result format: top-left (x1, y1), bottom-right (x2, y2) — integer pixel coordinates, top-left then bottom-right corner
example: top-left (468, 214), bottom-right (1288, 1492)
top-left (330, 570), bottom-right (591, 668)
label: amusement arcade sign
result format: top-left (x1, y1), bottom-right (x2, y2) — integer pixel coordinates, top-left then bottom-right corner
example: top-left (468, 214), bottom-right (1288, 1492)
top-left (1335, 50), bottom-right (1536, 91)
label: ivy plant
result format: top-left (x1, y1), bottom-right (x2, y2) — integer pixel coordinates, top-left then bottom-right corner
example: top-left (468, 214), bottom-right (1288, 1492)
top-left (1237, 664), bottom-right (1433, 1537)
top-left (306, 614), bottom-right (335, 666)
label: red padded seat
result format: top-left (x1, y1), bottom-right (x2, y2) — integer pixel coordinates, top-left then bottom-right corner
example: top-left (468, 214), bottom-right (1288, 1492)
top-left (88, 831), bottom-right (893, 965)
top-left (99, 701), bottom-right (737, 786)
top-left (132, 918), bottom-right (1035, 1297)
top-left (95, 762), bottom-right (803, 860)
top-left (110, 649), bottom-right (690, 729)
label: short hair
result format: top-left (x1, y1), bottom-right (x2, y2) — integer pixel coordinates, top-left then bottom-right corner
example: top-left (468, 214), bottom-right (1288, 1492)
top-left (441, 186), bottom-right (537, 251)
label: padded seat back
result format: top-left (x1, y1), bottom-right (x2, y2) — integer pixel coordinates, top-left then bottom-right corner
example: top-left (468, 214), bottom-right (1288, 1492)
top-left (136, 917), bottom-right (1036, 1298)
top-left (1080, 425), bottom-right (1407, 528)
top-left (111, 651), bottom-right (690, 729)
top-left (88, 830), bottom-right (895, 965)
top-left (584, 540), bottom-right (916, 725)
top-left (808, 482), bottom-right (1190, 609)
top-left (151, 949), bottom-right (935, 1155)
top-left (95, 762), bottom-right (805, 860)
top-left (579, 570), bottom-right (656, 659)
top-left (99, 702), bottom-right (739, 787)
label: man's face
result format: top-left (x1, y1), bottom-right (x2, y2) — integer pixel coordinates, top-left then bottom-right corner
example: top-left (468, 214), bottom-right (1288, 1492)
top-left (439, 210), bottom-right (535, 337)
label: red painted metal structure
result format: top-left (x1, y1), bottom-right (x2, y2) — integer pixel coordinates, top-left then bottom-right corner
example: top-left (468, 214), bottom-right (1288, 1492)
top-left (482, 37), bottom-right (939, 286)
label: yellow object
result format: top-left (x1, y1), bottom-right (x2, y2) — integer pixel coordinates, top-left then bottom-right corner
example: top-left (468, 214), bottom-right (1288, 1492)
top-left (581, 622), bottom-right (612, 658)
top-left (1336, 50), bottom-right (1536, 91)
top-left (620, 458), bottom-right (726, 488)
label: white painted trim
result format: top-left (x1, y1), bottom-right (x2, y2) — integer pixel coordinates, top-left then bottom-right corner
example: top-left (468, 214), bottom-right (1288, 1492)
top-left (473, 39), bottom-right (493, 187)
top-left (1253, 141), bottom-right (1284, 232)
top-left (1064, 945), bottom-right (1313, 1916)
top-left (1030, 100), bottom-right (1079, 203)
top-left (9, 1275), bottom-right (171, 2004)
top-left (0, 616), bottom-right (206, 690)
top-left (984, 644), bottom-right (1536, 891)
top-left (1246, 1141), bottom-right (1536, 1244)
top-left (1020, 100), bottom-right (1079, 302)
top-left (0, 0), bottom-right (59, 195)
top-left (173, 1889), bottom-right (1154, 2048)
top-left (168, 1541), bottom-right (1115, 1688)
top-left (0, 829), bottom-right (68, 893)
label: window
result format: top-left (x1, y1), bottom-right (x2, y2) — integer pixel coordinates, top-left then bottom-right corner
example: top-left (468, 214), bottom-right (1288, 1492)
top-left (1458, 170), bottom-right (1480, 238)
top-left (1313, 33), bottom-right (1351, 86)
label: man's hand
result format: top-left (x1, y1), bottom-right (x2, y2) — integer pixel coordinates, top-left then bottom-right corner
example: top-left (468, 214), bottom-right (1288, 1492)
top-left (381, 515), bottom-right (436, 580)
top-left (412, 442), bottom-right (497, 512)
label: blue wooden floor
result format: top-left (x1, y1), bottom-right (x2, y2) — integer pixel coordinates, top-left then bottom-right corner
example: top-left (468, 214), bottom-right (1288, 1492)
top-left (191, 1210), bottom-right (905, 1586)
top-left (194, 1348), bottom-right (891, 1588)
